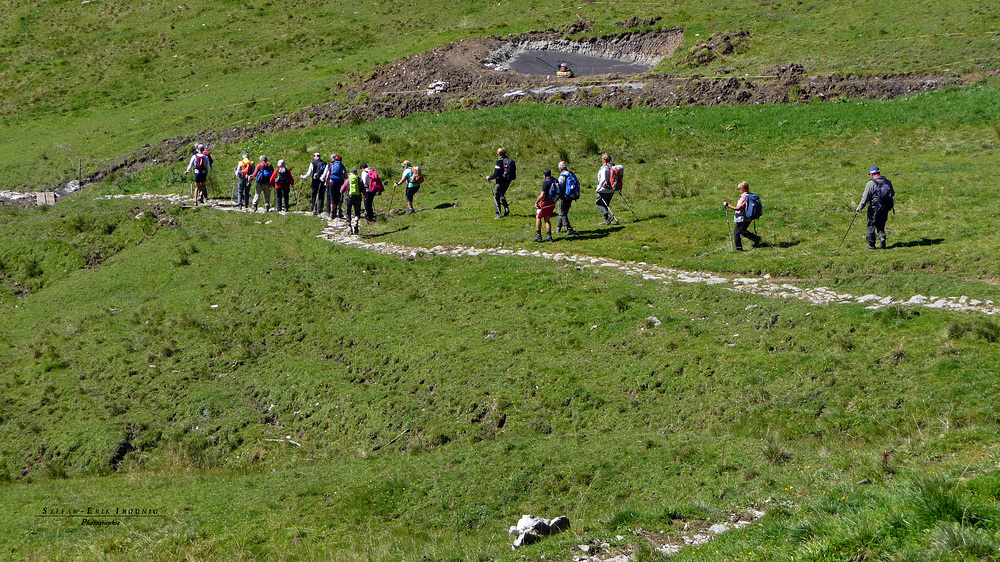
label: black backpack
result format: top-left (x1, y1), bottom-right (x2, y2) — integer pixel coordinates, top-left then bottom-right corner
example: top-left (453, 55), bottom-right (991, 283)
top-left (312, 159), bottom-right (327, 180)
top-left (872, 177), bottom-right (894, 213)
top-left (501, 157), bottom-right (516, 182)
top-left (275, 167), bottom-right (291, 186)
top-left (544, 177), bottom-right (558, 202)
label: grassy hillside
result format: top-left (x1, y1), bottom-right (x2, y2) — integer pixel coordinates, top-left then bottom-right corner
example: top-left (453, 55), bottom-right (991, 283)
top-left (4, 0), bottom-right (1000, 188)
top-left (4, 193), bottom-right (1000, 560)
top-left (6, 1), bottom-right (1000, 560)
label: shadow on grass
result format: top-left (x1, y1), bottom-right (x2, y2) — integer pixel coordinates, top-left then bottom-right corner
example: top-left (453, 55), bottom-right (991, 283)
top-left (893, 237), bottom-right (944, 248)
top-left (560, 226), bottom-right (624, 241)
top-left (768, 240), bottom-right (801, 249)
top-left (433, 202), bottom-right (456, 210)
top-left (364, 226), bottom-right (411, 238)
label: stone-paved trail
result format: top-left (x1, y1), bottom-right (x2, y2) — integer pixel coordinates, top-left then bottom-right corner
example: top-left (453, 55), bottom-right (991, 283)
top-left (113, 194), bottom-right (1000, 316)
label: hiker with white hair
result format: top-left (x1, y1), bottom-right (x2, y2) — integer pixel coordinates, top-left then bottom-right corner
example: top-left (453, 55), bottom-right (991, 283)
top-left (301, 153), bottom-right (327, 215)
top-left (185, 143), bottom-right (212, 206)
top-left (251, 156), bottom-right (274, 213)
top-left (270, 159), bottom-right (294, 213)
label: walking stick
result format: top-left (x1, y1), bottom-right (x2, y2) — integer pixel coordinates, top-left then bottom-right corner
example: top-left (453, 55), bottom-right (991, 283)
top-left (837, 210), bottom-right (860, 253)
top-left (487, 179), bottom-right (500, 216)
top-left (724, 206), bottom-right (733, 252)
top-left (617, 191), bottom-right (639, 220)
top-left (388, 183), bottom-right (398, 213)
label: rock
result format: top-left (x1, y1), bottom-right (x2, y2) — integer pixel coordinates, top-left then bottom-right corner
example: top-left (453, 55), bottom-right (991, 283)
top-left (512, 530), bottom-right (541, 549)
top-left (510, 514), bottom-right (571, 548)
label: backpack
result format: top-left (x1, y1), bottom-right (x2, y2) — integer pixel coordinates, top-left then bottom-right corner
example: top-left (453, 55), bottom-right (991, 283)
top-left (610, 164), bottom-right (623, 191)
top-left (348, 174), bottom-right (362, 196)
top-left (195, 153), bottom-right (208, 172)
top-left (872, 177), bottom-right (894, 213)
top-left (274, 166), bottom-right (291, 186)
top-left (745, 193), bottom-right (763, 220)
top-left (564, 171), bottom-right (580, 200)
top-left (367, 169), bottom-right (385, 194)
top-left (256, 165), bottom-right (273, 183)
top-left (312, 159), bottom-right (327, 180)
top-left (328, 160), bottom-right (345, 183)
top-left (239, 160), bottom-right (253, 178)
top-left (545, 177), bottom-right (559, 202)
top-left (410, 167), bottom-right (424, 184)
top-left (500, 157), bottom-right (516, 182)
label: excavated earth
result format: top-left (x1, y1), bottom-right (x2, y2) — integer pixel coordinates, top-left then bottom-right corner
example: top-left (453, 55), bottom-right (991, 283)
top-left (20, 28), bottom-right (982, 191)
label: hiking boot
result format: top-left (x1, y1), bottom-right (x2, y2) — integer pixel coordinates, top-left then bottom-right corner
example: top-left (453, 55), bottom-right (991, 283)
top-left (566, 228), bottom-right (577, 236)
top-left (532, 234), bottom-right (543, 242)
top-left (406, 208), bottom-right (415, 215)
top-left (495, 213), bottom-right (502, 220)
top-left (556, 227), bottom-right (563, 233)
top-left (880, 240), bottom-right (887, 249)
top-left (503, 207), bottom-right (510, 217)
top-left (545, 234), bottom-right (554, 242)
top-left (867, 245), bottom-right (877, 250)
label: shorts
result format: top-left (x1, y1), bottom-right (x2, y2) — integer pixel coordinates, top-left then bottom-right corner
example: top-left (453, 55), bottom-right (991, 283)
top-left (405, 186), bottom-right (420, 202)
top-left (193, 172), bottom-right (208, 183)
top-left (536, 201), bottom-right (555, 218)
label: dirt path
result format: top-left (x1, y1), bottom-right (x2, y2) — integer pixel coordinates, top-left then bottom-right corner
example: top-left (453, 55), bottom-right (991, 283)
top-left (104, 193), bottom-right (1000, 317)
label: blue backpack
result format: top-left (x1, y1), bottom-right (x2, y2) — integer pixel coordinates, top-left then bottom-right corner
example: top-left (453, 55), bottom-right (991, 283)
top-left (328, 160), bottom-right (345, 183)
top-left (745, 193), bottom-right (763, 220)
top-left (564, 172), bottom-right (580, 200)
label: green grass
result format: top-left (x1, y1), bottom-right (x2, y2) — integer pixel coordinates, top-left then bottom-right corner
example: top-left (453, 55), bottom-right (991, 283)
top-left (7, 2), bottom-right (1000, 560)
top-left (5, 1), bottom-right (1000, 188)
top-left (4, 189), bottom-right (1000, 559)
top-left (106, 79), bottom-right (1000, 304)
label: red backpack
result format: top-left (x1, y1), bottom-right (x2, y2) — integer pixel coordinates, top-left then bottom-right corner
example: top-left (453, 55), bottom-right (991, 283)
top-left (367, 169), bottom-right (385, 193)
top-left (195, 153), bottom-right (208, 172)
top-left (610, 164), bottom-right (623, 191)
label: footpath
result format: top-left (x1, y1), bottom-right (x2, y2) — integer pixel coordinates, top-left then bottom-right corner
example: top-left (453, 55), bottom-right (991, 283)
top-left (108, 193), bottom-right (1000, 317)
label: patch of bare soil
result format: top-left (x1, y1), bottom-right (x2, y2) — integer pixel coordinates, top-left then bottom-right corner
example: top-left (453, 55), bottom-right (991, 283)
top-left (42, 27), bottom-right (976, 194)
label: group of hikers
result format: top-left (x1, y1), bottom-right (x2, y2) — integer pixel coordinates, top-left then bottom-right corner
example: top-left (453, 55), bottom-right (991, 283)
top-left (186, 143), bottom-right (895, 250)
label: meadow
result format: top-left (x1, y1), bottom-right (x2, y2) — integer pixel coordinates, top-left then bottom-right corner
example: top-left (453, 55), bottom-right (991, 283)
top-left (5, 0), bottom-right (1000, 560)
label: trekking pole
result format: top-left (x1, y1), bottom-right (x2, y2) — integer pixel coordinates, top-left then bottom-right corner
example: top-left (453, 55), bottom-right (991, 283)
top-left (724, 205), bottom-right (733, 252)
top-left (388, 183), bottom-right (398, 214)
top-left (837, 210), bottom-right (859, 253)
top-left (617, 191), bottom-right (639, 220)
top-left (487, 179), bottom-right (500, 216)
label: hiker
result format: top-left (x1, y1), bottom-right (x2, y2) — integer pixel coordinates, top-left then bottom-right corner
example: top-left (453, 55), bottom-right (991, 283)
top-left (555, 161), bottom-right (578, 236)
top-left (595, 153), bottom-right (616, 225)
top-left (533, 168), bottom-right (558, 242)
top-left (394, 160), bottom-right (422, 215)
top-left (251, 156), bottom-right (274, 212)
top-left (270, 159), bottom-right (294, 212)
top-left (234, 152), bottom-right (254, 210)
top-left (360, 163), bottom-right (383, 222)
top-left (485, 147), bottom-right (515, 218)
top-left (184, 143), bottom-right (211, 206)
top-left (320, 154), bottom-right (346, 219)
top-left (342, 168), bottom-right (364, 234)
top-left (556, 62), bottom-right (574, 78)
top-left (723, 181), bottom-right (761, 251)
top-left (856, 166), bottom-right (895, 250)
top-left (301, 153), bottom-right (327, 215)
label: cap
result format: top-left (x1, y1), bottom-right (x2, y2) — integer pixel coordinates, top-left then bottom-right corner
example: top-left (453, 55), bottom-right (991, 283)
top-left (196, 143), bottom-right (204, 150)
top-left (869, 166), bottom-right (880, 174)
top-left (314, 153), bottom-right (321, 157)
top-left (402, 160), bottom-right (411, 167)
top-left (242, 153), bottom-right (249, 158)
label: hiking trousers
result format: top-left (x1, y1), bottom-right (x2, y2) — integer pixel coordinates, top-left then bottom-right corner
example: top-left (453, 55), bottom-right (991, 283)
top-left (363, 191), bottom-right (377, 221)
top-left (237, 178), bottom-right (252, 207)
top-left (866, 207), bottom-right (889, 247)
top-left (253, 182), bottom-right (272, 209)
top-left (494, 180), bottom-right (510, 215)
top-left (310, 178), bottom-right (325, 213)
top-left (596, 191), bottom-right (614, 221)
top-left (734, 220), bottom-right (760, 250)
top-left (345, 194), bottom-right (363, 227)
top-left (556, 197), bottom-right (574, 231)
top-left (275, 187), bottom-right (290, 212)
